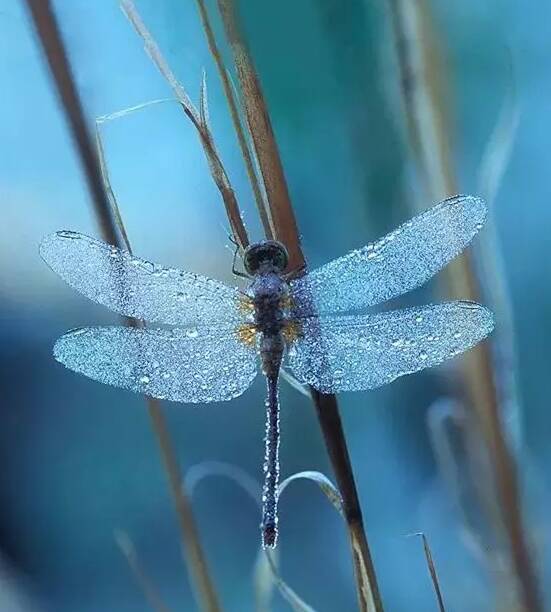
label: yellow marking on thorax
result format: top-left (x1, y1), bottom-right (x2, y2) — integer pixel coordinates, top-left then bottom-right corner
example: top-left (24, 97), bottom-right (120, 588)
top-left (236, 323), bottom-right (258, 347)
top-left (237, 294), bottom-right (255, 314)
top-left (282, 320), bottom-right (302, 344)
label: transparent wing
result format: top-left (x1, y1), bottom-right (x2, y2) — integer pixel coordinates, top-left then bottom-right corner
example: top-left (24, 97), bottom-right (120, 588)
top-left (40, 231), bottom-right (243, 326)
top-left (287, 301), bottom-right (494, 393)
top-left (54, 325), bottom-right (257, 403)
top-left (290, 195), bottom-right (486, 315)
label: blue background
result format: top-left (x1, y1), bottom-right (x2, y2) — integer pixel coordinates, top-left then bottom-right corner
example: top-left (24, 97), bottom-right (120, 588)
top-left (0, 0), bottom-right (550, 610)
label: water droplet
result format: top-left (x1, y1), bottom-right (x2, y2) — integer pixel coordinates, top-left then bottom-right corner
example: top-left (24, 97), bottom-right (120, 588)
top-left (57, 230), bottom-right (79, 239)
top-left (419, 350), bottom-right (428, 361)
top-left (415, 315), bottom-right (424, 323)
top-left (139, 375), bottom-right (150, 385)
top-left (475, 222), bottom-right (484, 230)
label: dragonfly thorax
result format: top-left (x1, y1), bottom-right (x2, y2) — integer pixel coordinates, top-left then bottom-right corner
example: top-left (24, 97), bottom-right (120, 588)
top-left (249, 272), bottom-right (289, 333)
top-left (243, 240), bottom-right (289, 275)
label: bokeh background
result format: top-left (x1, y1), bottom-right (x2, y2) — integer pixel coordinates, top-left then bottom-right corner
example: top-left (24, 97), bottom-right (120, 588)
top-left (1, 0), bottom-right (550, 610)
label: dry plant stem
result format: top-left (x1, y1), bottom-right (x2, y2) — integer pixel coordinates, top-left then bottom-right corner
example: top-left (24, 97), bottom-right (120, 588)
top-left (194, 0), bottom-right (274, 239)
top-left (115, 531), bottom-right (173, 612)
top-left (25, 3), bottom-right (220, 611)
top-left (311, 390), bottom-right (383, 612)
top-left (120, 0), bottom-right (249, 252)
top-left (216, 0), bottom-right (303, 273)
top-left (416, 533), bottom-right (446, 612)
top-left (386, 2), bottom-right (541, 610)
top-left (24, 0), bottom-right (118, 246)
top-left (212, 1), bottom-right (383, 609)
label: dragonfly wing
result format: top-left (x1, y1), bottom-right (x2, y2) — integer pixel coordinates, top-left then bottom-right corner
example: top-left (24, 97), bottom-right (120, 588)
top-left (54, 325), bottom-right (258, 403)
top-left (40, 231), bottom-right (243, 326)
top-left (287, 301), bottom-right (494, 393)
top-left (290, 195), bottom-right (486, 315)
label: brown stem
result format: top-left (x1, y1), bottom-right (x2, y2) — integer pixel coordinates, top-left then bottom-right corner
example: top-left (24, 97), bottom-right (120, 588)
top-left (194, 0), bottom-right (274, 240)
top-left (311, 390), bottom-right (384, 612)
top-left (216, 0), bottom-right (303, 273)
top-left (386, 1), bottom-right (540, 610)
top-left (24, 0), bottom-right (117, 246)
top-left (210, 5), bottom-right (383, 608)
top-left (25, 3), bottom-right (221, 611)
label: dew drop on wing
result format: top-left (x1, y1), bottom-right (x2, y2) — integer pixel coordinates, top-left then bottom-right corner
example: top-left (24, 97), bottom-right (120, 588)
top-left (287, 301), bottom-right (494, 393)
top-left (53, 325), bottom-right (258, 404)
top-left (289, 195), bottom-right (487, 316)
top-left (39, 230), bottom-right (245, 328)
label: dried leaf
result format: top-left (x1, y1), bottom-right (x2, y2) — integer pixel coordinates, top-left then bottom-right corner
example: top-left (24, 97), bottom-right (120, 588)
top-left (199, 69), bottom-right (211, 129)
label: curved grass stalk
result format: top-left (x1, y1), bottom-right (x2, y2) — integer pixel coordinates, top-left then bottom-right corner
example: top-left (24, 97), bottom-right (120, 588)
top-left (185, 462), bottom-right (349, 612)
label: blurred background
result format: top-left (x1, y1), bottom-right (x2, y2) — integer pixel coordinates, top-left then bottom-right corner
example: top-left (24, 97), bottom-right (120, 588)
top-left (1, 0), bottom-right (550, 610)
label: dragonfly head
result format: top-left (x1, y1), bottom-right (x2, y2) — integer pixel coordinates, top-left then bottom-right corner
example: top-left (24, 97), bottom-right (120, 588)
top-left (244, 241), bottom-right (289, 275)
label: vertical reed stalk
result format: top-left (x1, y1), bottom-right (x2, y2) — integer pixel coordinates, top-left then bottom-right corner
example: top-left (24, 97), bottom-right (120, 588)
top-left (194, 0), bottom-right (274, 239)
top-left (24, 3), bottom-right (220, 610)
top-left (386, 2), bottom-right (540, 610)
top-left (210, 2), bottom-right (383, 610)
top-left (216, 0), bottom-right (304, 274)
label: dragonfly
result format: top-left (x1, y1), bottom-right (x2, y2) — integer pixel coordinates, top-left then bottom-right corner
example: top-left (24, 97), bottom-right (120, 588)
top-left (40, 194), bottom-right (494, 548)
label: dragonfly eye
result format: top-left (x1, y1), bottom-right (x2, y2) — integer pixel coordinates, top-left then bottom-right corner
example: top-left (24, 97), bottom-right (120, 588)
top-left (244, 241), bottom-right (289, 275)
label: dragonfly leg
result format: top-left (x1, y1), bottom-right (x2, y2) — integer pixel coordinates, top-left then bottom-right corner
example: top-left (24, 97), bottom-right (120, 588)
top-left (282, 262), bottom-right (307, 281)
top-left (261, 374), bottom-right (280, 548)
top-left (229, 234), bottom-right (250, 279)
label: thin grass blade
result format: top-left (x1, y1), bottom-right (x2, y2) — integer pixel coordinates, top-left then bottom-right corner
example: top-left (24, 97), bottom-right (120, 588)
top-left (115, 530), bottom-right (173, 612)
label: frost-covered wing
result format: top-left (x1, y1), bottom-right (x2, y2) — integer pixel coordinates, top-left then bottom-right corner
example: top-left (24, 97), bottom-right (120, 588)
top-left (40, 231), bottom-right (243, 326)
top-left (290, 196), bottom-right (486, 315)
top-left (54, 325), bottom-right (257, 403)
top-left (287, 301), bottom-right (494, 393)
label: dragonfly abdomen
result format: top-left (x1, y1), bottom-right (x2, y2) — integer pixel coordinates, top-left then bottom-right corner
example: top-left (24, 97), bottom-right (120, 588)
top-left (262, 373), bottom-right (281, 548)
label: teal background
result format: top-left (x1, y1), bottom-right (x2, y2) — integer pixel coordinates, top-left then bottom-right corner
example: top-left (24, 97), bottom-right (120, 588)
top-left (0, 0), bottom-right (550, 610)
